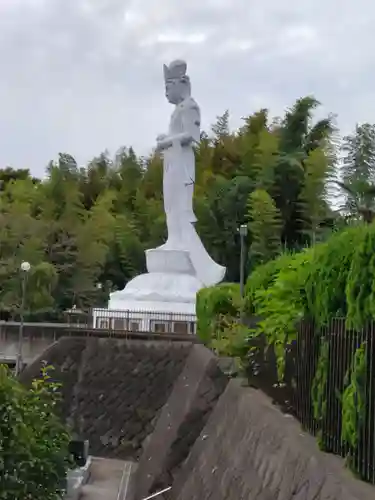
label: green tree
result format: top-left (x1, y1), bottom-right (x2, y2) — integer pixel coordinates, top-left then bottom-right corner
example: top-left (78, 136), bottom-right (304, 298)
top-left (273, 96), bottom-right (334, 248)
top-left (0, 94), bottom-right (341, 313)
top-left (211, 110), bottom-right (230, 139)
top-left (0, 364), bottom-right (71, 499)
top-left (0, 178), bottom-right (54, 315)
top-left (339, 123), bottom-right (375, 223)
top-left (247, 189), bottom-right (281, 266)
top-left (300, 148), bottom-right (334, 244)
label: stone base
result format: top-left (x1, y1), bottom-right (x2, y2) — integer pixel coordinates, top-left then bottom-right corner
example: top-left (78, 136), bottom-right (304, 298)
top-left (146, 248), bottom-right (195, 275)
top-left (109, 272), bottom-right (203, 309)
top-left (107, 247), bottom-right (209, 316)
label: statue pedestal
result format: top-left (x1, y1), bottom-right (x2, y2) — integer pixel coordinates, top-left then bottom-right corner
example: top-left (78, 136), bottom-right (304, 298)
top-left (107, 248), bottom-right (204, 318)
top-left (145, 248), bottom-right (195, 275)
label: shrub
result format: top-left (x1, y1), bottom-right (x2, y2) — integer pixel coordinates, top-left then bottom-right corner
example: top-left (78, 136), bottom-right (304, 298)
top-left (346, 224), bottom-right (375, 329)
top-left (0, 363), bottom-right (71, 499)
top-left (244, 252), bottom-right (295, 315)
top-left (250, 249), bottom-right (314, 377)
top-left (196, 283), bottom-right (241, 345)
top-left (305, 226), bottom-right (365, 327)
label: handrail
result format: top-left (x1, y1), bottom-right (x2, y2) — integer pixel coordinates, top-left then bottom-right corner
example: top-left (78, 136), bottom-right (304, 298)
top-left (142, 486), bottom-right (172, 499)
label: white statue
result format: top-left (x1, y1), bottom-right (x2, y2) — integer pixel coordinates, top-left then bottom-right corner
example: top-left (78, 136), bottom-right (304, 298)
top-left (155, 60), bottom-right (226, 287)
top-left (107, 59), bottom-right (225, 313)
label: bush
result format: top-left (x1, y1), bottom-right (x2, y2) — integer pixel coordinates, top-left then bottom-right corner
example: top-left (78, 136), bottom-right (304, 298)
top-left (196, 283), bottom-right (241, 345)
top-left (198, 223), bottom-right (375, 379)
top-left (345, 224), bottom-right (375, 329)
top-left (244, 252), bottom-right (295, 315)
top-left (250, 249), bottom-right (314, 377)
top-left (0, 363), bottom-right (72, 499)
top-left (304, 227), bottom-right (365, 327)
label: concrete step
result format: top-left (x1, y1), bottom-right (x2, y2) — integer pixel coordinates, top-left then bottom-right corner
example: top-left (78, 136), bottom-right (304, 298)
top-left (80, 458), bottom-right (134, 500)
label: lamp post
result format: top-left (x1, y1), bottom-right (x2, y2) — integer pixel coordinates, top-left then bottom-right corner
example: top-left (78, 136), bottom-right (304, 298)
top-left (15, 261), bottom-right (31, 376)
top-left (239, 224), bottom-right (248, 298)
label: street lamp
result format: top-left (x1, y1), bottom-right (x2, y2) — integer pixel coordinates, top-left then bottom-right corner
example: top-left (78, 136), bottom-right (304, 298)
top-left (238, 224), bottom-right (248, 298)
top-left (15, 261), bottom-right (31, 375)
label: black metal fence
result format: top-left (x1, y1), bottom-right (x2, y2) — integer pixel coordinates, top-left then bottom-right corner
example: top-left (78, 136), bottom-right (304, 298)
top-left (247, 318), bottom-right (375, 484)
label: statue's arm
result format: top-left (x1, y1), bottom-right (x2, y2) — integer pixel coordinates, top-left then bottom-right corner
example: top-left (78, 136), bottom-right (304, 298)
top-left (156, 103), bottom-right (200, 151)
top-left (179, 102), bottom-right (201, 145)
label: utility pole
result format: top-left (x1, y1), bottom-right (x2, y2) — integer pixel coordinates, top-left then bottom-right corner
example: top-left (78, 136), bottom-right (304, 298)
top-left (15, 261), bottom-right (31, 376)
top-left (239, 224), bottom-right (248, 298)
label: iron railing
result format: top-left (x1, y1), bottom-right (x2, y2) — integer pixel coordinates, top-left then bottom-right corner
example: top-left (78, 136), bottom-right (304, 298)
top-left (91, 308), bottom-right (196, 335)
top-left (294, 319), bottom-right (375, 483)
top-left (247, 318), bottom-right (375, 484)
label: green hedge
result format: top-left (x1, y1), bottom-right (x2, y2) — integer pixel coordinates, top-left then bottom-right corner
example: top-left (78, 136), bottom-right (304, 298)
top-left (304, 227), bottom-right (365, 327)
top-left (196, 223), bottom-right (375, 369)
top-left (249, 248), bottom-right (314, 376)
top-left (244, 252), bottom-right (298, 315)
top-left (247, 224), bottom-right (375, 332)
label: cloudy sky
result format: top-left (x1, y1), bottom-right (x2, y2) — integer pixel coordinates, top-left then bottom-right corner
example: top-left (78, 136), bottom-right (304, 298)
top-left (0, 0), bottom-right (374, 176)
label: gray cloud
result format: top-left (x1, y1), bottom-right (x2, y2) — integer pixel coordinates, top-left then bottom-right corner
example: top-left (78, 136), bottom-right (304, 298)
top-left (0, 0), bottom-right (374, 175)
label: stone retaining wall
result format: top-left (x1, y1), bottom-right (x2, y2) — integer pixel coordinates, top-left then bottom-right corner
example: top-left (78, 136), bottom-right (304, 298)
top-left (21, 337), bottom-right (192, 459)
top-left (167, 379), bottom-right (374, 500)
top-left (132, 345), bottom-right (229, 500)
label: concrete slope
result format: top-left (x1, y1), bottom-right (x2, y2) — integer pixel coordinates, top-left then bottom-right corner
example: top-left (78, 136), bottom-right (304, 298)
top-left (167, 379), bottom-right (374, 500)
top-left (132, 344), bottom-right (229, 500)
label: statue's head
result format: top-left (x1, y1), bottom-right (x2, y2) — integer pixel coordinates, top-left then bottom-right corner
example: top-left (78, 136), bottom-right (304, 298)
top-left (163, 59), bottom-right (191, 104)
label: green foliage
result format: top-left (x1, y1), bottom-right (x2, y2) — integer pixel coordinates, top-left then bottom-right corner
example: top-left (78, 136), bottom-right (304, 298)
top-left (244, 251), bottom-right (293, 315)
top-left (236, 223), bottom-right (375, 382)
top-left (196, 283), bottom-right (241, 345)
top-left (251, 250), bottom-right (313, 378)
top-left (300, 148), bottom-right (334, 244)
top-left (341, 343), bottom-right (367, 449)
top-left (0, 363), bottom-right (71, 499)
top-left (311, 339), bottom-right (329, 422)
top-left (0, 96), bottom-right (337, 316)
top-left (305, 227), bottom-right (364, 326)
top-left (272, 96), bottom-right (335, 249)
top-left (346, 224), bottom-right (375, 329)
top-left (247, 188), bottom-right (281, 266)
top-left (210, 317), bottom-right (249, 362)
top-left (339, 123), bottom-right (375, 223)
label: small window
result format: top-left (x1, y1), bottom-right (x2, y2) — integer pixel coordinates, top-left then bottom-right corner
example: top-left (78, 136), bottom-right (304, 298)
top-left (173, 321), bottom-right (188, 334)
top-left (129, 321), bottom-right (140, 332)
top-left (152, 322), bottom-right (167, 333)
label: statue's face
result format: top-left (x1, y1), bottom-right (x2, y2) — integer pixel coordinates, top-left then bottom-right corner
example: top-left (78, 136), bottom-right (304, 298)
top-left (165, 79), bottom-right (183, 104)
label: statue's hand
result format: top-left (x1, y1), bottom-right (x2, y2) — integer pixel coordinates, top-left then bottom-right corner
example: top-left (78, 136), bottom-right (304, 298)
top-left (156, 134), bottom-right (173, 152)
top-left (156, 134), bottom-right (166, 142)
top-left (156, 134), bottom-right (167, 152)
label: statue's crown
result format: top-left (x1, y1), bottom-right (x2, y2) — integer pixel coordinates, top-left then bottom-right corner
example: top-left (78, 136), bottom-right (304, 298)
top-left (163, 59), bottom-right (187, 81)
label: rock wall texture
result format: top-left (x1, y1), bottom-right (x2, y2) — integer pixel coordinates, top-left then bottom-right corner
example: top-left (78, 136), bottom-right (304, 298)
top-left (166, 379), bottom-right (374, 500)
top-left (132, 345), bottom-right (229, 500)
top-left (20, 337), bottom-right (192, 459)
